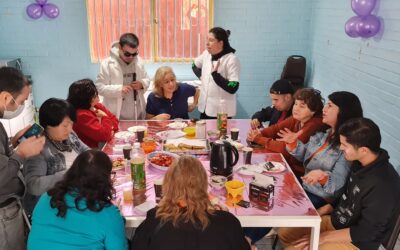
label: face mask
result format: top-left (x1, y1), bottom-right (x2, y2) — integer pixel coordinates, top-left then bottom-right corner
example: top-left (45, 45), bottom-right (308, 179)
top-left (2, 96), bottom-right (25, 120)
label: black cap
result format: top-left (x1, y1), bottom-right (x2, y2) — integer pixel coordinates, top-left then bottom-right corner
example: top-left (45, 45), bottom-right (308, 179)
top-left (269, 79), bottom-right (294, 95)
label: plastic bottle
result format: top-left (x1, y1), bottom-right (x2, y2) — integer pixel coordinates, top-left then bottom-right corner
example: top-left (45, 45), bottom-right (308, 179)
top-left (130, 142), bottom-right (146, 190)
top-left (217, 99), bottom-right (228, 137)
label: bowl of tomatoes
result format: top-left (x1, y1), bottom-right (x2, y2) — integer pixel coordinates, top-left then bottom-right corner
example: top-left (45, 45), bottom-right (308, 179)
top-left (147, 151), bottom-right (179, 171)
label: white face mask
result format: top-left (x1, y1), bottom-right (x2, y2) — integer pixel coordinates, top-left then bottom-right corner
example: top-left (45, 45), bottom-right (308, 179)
top-left (2, 96), bottom-right (25, 120)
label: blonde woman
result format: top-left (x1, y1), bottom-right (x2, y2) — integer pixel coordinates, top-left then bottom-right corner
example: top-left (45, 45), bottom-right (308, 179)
top-left (132, 156), bottom-right (251, 250)
top-left (146, 66), bottom-right (200, 120)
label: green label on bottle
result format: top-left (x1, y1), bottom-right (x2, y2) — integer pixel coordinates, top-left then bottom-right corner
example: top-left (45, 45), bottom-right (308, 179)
top-left (217, 112), bottom-right (228, 131)
top-left (131, 158), bottom-right (145, 190)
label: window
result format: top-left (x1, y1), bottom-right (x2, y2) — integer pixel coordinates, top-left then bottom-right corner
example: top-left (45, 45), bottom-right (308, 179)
top-left (87, 0), bottom-right (213, 63)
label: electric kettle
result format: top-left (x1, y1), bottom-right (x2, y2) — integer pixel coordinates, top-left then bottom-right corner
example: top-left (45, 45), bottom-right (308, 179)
top-left (210, 140), bottom-right (239, 177)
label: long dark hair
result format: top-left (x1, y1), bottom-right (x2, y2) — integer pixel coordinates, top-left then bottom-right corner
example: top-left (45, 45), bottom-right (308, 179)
top-left (48, 150), bottom-right (115, 218)
top-left (67, 79), bottom-right (98, 110)
top-left (328, 91), bottom-right (363, 147)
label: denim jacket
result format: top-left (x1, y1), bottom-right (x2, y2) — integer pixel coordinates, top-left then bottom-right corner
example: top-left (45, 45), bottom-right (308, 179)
top-left (23, 132), bottom-right (88, 214)
top-left (287, 129), bottom-right (351, 200)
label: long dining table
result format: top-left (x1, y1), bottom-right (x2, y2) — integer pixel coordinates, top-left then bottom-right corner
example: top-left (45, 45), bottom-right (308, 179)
top-left (102, 119), bottom-right (321, 250)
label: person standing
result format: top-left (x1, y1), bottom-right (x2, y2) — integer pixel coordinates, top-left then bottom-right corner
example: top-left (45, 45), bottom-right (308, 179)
top-left (192, 27), bottom-right (240, 119)
top-left (0, 67), bottom-right (45, 249)
top-left (251, 79), bottom-right (294, 129)
top-left (95, 33), bottom-right (150, 120)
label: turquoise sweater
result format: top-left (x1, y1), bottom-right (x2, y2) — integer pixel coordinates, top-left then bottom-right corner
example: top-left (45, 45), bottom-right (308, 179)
top-left (28, 193), bottom-right (127, 250)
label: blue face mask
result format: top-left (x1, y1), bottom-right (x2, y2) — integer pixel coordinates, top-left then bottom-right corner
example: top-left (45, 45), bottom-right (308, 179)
top-left (2, 96), bottom-right (25, 120)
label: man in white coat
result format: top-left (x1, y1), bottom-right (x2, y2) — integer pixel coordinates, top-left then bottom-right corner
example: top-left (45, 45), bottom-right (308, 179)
top-left (95, 33), bottom-right (150, 120)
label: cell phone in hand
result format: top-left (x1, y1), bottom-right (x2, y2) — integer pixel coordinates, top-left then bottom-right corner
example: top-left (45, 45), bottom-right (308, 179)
top-left (236, 200), bottom-right (250, 208)
top-left (17, 123), bottom-right (44, 144)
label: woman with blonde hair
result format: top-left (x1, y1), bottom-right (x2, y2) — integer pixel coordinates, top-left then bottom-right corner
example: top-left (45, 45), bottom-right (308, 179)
top-left (146, 66), bottom-right (200, 120)
top-left (132, 155), bottom-right (250, 250)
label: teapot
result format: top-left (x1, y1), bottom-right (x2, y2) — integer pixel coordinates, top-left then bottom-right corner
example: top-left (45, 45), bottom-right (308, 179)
top-left (210, 140), bottom-right (239, 177)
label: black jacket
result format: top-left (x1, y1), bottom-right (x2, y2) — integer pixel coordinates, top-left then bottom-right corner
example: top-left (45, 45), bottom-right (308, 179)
top-left (132, 208), bottom-right (250, 250)
top-left (251, 105), bottom-right (292, 127)
top-left (331, 150), bottom-right (400, 250)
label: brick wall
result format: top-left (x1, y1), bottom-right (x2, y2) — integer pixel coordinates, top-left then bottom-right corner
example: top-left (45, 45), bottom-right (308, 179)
top-left (0, 0), bottom-right (312, 119)
top-left (308, 0), bottom-right (400, 170)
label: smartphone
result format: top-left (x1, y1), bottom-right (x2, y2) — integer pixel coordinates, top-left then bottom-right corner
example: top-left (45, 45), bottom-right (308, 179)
top-left (236, 200), bottom-right (250, 208)
top-left (18, 123), bottom-right (44, 143)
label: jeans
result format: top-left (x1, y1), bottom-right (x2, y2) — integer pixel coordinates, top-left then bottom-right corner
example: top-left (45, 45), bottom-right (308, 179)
top-left (0, 200), bottom-right (26, 250)
top-left (305, 190), bottom-right (328, 209)
top-left (243, 227), bottom-right (272, 244)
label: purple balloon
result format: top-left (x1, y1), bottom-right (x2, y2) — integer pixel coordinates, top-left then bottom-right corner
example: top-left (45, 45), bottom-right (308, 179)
top-left (345, 16), bottom-right (361, 38)
top-left (356, 15), bottom-right (381, 38)
top-left (43, 3), bottom-right (60, 19)
top-left (35, 0), bottom-right (48, 5)
top-left (26, 3), bottom-right (43, 19)
top-left (351, 0), bottom-right (377, 17)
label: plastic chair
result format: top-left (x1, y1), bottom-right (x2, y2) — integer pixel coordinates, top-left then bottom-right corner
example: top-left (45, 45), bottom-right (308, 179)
top-left (280, 55), bottom-right (306, 91)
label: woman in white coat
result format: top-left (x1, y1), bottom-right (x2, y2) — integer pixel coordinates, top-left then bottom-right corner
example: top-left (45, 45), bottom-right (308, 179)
top-left (95, 33), bottom-right (150, 120)
top-left (192, 27), bottom-right (240, 119)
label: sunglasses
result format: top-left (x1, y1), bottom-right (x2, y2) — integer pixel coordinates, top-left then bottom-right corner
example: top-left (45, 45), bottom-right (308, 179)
top-left (123, 51), bottom-right (138, 57)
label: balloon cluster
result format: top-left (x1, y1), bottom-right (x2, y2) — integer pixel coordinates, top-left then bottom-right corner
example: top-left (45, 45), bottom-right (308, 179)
top-left (26, 0), bottom-right (60, 19)
top-left (345, 0), bottom-right (381, 38)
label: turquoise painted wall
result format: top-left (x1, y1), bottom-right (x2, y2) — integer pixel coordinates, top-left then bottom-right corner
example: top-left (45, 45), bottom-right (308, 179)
top-left (308, 0), bottom-right (400, 169)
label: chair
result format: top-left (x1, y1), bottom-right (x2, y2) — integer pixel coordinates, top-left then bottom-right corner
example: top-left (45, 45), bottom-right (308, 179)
top-left (382, 211), bottom-right (400, 250)
top-left (280, 55), bottom-right (306, 91)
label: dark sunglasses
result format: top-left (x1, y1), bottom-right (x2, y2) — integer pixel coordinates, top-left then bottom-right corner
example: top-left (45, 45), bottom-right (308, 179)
top-left (123, 51), bottom-right (138, 57)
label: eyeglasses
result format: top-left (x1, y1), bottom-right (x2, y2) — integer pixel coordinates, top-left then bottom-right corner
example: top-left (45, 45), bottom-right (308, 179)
top-left (123, 50), bottom-right (138, 58)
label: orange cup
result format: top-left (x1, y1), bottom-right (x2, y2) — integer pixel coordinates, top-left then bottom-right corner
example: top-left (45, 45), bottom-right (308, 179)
top-left (141, 141), bottom-right (157, 154)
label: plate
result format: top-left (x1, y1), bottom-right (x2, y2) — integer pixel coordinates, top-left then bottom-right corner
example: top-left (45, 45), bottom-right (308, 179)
top-left (236, 164), bottom-right (265, 176)
top-left (167, 122), bottom-right (187, 129)
top-left (110, 156), bottom-right (126, 170)
top-left (156, 130), bottom-right (186, 139)
top-left (114, 131), bottom-right (134, 139)
top-left (263, 161), bottom-right (286, 173)
top-left (147, 151), bottom-right (179, 171)
top-left (127, 126), bottom-right (147, 133)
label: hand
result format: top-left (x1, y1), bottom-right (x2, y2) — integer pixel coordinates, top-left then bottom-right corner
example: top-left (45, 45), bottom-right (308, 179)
top-left (212, 60), bottom-right (220, 72)
top-left (15, 136), bottom-right (45, 158)
top-left (122, 85), bottom-right (133, 94)
top-left (277, 128), bottom-right (303, 144)
top-left (247, 129), bottom-right (261, 142)
top-left (10, 125), bottom-right (31, 147)
top-left (155, 113), bottom-right (171, 120)
top-left (95, 109), bottom-right (108, 118)
top-left (130, 81), bottom-right (143, 90)
top-left (250, 119), bottom-right (261, 129)
top-left (245, 237), bottom-right (258, 250)
top-left (188, 103), bottom-right (197, 112)
top-left (301, 169), bottom-right (328, 185)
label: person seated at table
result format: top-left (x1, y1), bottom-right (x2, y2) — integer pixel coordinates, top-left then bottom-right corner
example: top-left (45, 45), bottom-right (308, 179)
top-left (23, 98), bottom-right (89, 215)
top-left (131, 155), bottom-right (252, 250)
top-left (243, 91), bottom-right (364, 246)
top-left (251, 79), bottom-right (294, 129)
top-left (278, 118), bottom-right (400, 250)
top-left (67, 78), bottom-right (119, 148)
top-left (146, 66), bottom-right (200, 120)
top-left (28, 150), bottom-right (128, 250)
top-left (278, 91), bottom-right (363, 209)
top-left (247, 88), bottom-right (325, 177)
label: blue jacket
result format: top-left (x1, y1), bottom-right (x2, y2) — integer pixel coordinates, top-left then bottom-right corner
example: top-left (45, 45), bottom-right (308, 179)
top-left (28, 193), bottom-right (128, 250)
top-left (287, 129), bottom-right (351, 200)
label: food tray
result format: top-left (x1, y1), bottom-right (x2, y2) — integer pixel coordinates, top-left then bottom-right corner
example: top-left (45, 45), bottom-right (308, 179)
top-left (163, 138), bottom-right (211, 155)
